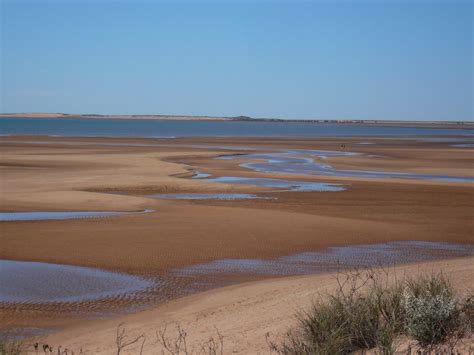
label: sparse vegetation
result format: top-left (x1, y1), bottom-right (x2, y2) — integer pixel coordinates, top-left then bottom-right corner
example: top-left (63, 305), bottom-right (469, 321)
top-left (1, 324), bottom-right (224, 355)
top-left (156, 323), bottom-right (224, 355)
top-left (0, 339), bottom-right (25, 355)
top-left (268, 270), bottom-right (472, 354)
top-left (115, 322), bottom-right (146, 355)
top-left (3, 271), bottom-right (471, 354)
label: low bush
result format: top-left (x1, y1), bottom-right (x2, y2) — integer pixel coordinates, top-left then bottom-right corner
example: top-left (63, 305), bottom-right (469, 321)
top-left (403, 274), bottom-right (470, 347)
top-left (269, 271), bottom-right (472, 354)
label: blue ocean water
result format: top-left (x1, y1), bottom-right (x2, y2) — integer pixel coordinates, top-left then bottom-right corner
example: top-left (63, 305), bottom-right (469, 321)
top-left (0, 118), bottom-right (472, 137)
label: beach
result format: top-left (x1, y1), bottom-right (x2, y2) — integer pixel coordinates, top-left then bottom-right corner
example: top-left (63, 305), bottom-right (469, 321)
top-left (3, 0), bottom-right (473, 351)
top-left (0, 134), bottom-right (473, 349)
top-left (37, 257), bottom-right (474, 354)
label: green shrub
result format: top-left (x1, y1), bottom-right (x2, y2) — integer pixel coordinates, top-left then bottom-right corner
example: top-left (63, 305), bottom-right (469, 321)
top-left (268, 271), bottom-right (403, 354)
top-left (403, 274), bottom-right (470, 346)
top-left (269, 271), bottom-right (472, 354)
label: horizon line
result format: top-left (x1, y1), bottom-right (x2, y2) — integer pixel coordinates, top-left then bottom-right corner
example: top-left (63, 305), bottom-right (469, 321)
top-left (1, 112), bottom-right (473, 124)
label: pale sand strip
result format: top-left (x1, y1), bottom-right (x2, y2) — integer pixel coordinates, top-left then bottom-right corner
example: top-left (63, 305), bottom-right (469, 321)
top-left (41, 257), bottom-right (474, 354)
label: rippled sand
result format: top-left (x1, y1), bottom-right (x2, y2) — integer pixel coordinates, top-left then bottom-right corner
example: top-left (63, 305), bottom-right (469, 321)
top-left (0, 135), bottom-right (472, 336)
top-left (0, 260), bottom-right (153, 304)
top-left (1, 240), bottom-right (472, 340)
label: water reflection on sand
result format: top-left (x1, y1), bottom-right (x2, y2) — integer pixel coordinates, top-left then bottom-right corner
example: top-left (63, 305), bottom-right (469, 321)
top-left (0, 260), bottom-right (153, 304)
top-left (175, 241), bottom-right (474, 277)
top-left (0, 210), bottom-right (153, 222)
top-left (150, 193), bottom-right (261, 200)
top-left (216, 149), bottom-right (473, 183)
top-left (2, 241), bottom-right (471, 307)
top-left (208, 176), bottom-right (345, 192)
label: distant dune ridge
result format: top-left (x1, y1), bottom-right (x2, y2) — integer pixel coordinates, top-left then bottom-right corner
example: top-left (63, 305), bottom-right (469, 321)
top-left (0, 112), bottom-right (233, 121)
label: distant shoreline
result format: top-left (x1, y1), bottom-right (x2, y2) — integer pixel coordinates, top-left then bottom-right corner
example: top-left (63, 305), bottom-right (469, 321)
top-left (1, 112), bottom-right (473, 129)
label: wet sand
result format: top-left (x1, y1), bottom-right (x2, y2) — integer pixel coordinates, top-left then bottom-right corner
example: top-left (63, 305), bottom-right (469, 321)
top-left (0, 135), bottom-right (473, 336)
top-left (37, 257), bottom-right (474, 354)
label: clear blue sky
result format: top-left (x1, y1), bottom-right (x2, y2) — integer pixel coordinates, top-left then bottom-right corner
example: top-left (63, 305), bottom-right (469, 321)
top-left (1, 0), bottom-right (473, 121)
